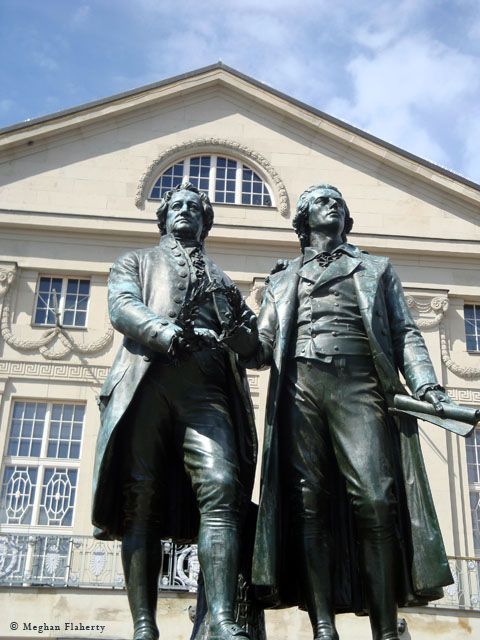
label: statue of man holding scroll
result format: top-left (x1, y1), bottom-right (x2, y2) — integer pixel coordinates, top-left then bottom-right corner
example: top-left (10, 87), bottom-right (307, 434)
top-left (248, 184), bottom-right (463, 640)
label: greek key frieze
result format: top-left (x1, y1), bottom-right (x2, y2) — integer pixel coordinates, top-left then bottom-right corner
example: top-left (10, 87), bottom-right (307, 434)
top-left (0, 360), bottom-right (109, 384)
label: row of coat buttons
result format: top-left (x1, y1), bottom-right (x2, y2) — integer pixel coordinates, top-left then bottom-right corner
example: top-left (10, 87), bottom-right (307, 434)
top-left (172, 248), bottom-right (188, 277)
top-left (300, 345), bottom-right (341, 354)
top-left (305, 282), bottom-right (341, 295)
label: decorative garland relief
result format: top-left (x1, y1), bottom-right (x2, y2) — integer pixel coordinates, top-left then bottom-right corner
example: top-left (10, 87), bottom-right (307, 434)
top-left (406, 294), bottom-right (480, 381)
top-left (0, 266), bottom-right (113, 361)
top-left (135, 137), bottom-right (290, 217)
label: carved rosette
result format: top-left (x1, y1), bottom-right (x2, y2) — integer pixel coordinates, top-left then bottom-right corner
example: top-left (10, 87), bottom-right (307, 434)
top-left (0, 267), bottom-right (113, 361)
top-left (135, 137), bottom-right (290, 216)
top-left (0, 266), bottom-right (16, 300)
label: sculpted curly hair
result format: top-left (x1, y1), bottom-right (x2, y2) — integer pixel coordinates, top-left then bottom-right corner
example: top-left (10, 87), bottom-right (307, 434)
top-left (293, 183), bottom-right (354, 252)
top-left (156, 181), bottom-right (214, 242)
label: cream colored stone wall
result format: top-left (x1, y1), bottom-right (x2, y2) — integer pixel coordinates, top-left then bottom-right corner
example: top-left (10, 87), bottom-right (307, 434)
top-left (1, 73), bottom-right (480, 638)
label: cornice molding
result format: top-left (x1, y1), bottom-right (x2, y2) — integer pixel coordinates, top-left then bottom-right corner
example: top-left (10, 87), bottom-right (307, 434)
top-left (135, 137), bottom-right (290, 217)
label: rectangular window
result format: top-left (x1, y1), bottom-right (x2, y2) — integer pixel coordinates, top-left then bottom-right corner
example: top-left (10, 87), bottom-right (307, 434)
top-left (466, 428), bottom-right (480, 555)
top-left (0, 401), bottom-right (85, 528)
top-left (34, 277), bottom-right (90, 328)
top-left (465, 304), bottom-right (480, 352)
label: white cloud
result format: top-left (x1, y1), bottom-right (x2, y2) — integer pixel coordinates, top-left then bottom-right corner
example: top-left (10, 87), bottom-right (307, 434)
top-left (353, 0), bottom-right (427, 50)
top-left (325, 34), bottom-right (479, 169)
top-left (460, 109), bottom-right (480, 181)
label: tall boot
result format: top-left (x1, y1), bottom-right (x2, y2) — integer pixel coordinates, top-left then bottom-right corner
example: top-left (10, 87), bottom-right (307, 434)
top-left (122, 532), bottom-right (162, 640)
top-left (197, 518), bottom-right (250, 640)
top-left (361, 537), bottom-right (399, 640)
top-left (296, 523), bottom-right (338, 640)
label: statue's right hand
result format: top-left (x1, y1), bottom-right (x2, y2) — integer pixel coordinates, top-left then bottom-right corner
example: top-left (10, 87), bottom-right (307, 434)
top-left (168, 326), bottom-right (195, 357)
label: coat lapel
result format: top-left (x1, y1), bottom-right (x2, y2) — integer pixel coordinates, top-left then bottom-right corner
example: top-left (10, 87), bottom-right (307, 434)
top-left (308, 255), bottom-right (362, 292)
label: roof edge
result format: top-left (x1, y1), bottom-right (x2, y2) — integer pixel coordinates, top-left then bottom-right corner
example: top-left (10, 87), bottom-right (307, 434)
top-left (1, 61), bottom-right (479, 195)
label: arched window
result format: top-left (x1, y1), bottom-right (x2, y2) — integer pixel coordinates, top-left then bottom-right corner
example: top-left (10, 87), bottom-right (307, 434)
top-left (149, 155), bottom-right (274, 207)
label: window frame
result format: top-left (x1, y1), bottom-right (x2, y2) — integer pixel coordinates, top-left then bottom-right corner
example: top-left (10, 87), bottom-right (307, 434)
top-left (464, 304), bottom-right (480, 353)
top-left (466, 427), bottom-right (480, 556)
top-left (0, 400), bottom-right (85, 533)
top-left (148, 154), bottom-right (275, 208)
top-left (32, 276), bottom-right (91, 329)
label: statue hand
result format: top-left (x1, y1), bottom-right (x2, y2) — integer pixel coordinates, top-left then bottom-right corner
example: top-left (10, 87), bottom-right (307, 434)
top-left (221, 324), bottom-right (257, 357)
top-left (192, 327), bottom-right (220, 349)
top-left (169, 325), bottom-right (198, 357)
top-left (423, 389), bottom-right (452, 414)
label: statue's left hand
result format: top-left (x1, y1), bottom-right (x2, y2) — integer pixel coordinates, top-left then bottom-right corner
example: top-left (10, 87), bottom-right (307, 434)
top-left (423, 388), bottom-right (452, 413)
top-left (221, 324), bottom-right (257, 357)
top-left (193, 327), bottom-right (220, 349)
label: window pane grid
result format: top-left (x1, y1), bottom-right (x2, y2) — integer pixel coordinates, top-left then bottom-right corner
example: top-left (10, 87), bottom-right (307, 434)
top-left (34, 277), bottom-right (90, 328)
top-left (149, 155), bottom-right (274, 207)
top-left (467, 428), bottom-right (480, 555)
top-left (47, 404), bottom-right (84, 459)
top-left (0, 401), bottom-right (84, 527)
top-left (34, 277), bottom-right (62, 325)
top-left (465, 304), bottom-right (480, 352)
top-left (151, 161), bottom-right (184, 199)
top-left (470, 491), bottom-right (480, 556)
top-left (241, 166), bottom-right (272, 206)
top-left (62, 279), bottom-right (90, 327)
top-left (467, 429), bottom-right (480, 484)
top-left (7, 402), bottom-right (46, 457)
top-left (188, 156), bottom-right (211, 193)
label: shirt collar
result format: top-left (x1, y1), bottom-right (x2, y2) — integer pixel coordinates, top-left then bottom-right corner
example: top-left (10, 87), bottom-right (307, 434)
top-left (303, 243), bottom-right (355, 264)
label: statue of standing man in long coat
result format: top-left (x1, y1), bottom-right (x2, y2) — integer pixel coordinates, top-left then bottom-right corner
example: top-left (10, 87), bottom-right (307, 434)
top-left (249, 184), bottom-right (454, 640)
top-left (92, 182), bottom-right (258, 640)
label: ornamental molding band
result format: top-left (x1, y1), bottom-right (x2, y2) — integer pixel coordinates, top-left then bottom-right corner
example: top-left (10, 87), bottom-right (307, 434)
top-left (0, 266), bottom-right (113, 361)
top-left (445, 388), bottom-right (480, 405)
top-left (135, 137), bottom-right (290, 216)
top-left (406, 293), bottom-right (480, 380)
top-left (0, 360), bottom-right (108, 384)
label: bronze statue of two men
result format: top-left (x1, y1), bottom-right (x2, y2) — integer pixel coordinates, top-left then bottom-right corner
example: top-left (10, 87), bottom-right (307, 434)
top-left (92, 182), bottom-right (455, 640)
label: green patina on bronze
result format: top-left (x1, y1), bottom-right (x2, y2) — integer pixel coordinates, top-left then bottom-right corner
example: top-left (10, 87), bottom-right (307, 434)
top-left (92, 183), bottom-right (259, 640)
top-left (248, 184), bottom-right (455, 640)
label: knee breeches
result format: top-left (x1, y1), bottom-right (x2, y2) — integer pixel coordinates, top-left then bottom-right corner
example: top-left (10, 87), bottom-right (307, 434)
top-left (117, 356), bottom-right (245, 534)
top-left (279, 356), bottom-right (397, 541)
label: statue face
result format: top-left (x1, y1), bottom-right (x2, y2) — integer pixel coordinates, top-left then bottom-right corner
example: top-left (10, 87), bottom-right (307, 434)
top-left (165, 190), bottom-right (204, 242)
top-left (307, 188), bottom-right (346, 238)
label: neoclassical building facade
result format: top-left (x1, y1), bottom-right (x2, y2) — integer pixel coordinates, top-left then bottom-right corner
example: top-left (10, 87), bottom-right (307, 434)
top-left (0, 64), bottom-right (479, 639)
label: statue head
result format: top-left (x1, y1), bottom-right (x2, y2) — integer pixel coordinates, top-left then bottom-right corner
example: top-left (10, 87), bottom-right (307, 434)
top-left (156, 182), bottom-right (214, 243)
top-left (293, 184), bottom-right (354, 251)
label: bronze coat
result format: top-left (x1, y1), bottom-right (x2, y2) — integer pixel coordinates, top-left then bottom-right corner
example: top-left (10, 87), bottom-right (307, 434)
top-left (251, 244), bottom-right (453, 611)
top-left (92, 234), bottom-right (257, 541)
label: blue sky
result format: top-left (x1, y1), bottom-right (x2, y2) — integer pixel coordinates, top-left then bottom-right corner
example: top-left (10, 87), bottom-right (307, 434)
top-left (1, 0), bottom-right (480, 183)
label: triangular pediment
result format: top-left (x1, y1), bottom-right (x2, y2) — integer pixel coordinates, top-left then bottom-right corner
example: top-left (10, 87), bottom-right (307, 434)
top-left (1, 63), bottom-right (479, 209)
